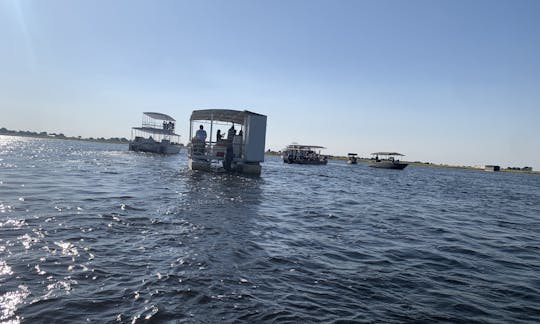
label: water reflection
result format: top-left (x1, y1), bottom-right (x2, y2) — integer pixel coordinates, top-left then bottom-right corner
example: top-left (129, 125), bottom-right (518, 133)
top-left (174, 171), bottom-right (270, 320)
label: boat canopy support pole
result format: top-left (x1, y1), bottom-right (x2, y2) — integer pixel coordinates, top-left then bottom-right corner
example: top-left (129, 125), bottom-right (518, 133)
top-left (189, 120), bottom-right (192, 142)
top-left (209, 113), bottom-right (214, 151)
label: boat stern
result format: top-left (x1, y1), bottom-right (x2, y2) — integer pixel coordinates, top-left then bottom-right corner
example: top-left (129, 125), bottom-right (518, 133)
top-left (236, 162), bottom-right (262, 176)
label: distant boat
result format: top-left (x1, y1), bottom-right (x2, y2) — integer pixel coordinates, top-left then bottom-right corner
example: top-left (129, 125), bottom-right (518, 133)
top-left (282, 144), bottom-right (328, 165)
top-left (369, 152), bottom-right (408, 169)
top-left (187, 109), bottom-right (267, 175)
top-left (347, 153), bottom-right (358, 164)
top-left (129, 112), bottom-right (182, 154)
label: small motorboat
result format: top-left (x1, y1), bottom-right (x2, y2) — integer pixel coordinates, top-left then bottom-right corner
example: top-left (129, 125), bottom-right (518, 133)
top-left (369, 152), bottom-right (408, 169)
top-left (347, 153), bottom-right (358, 164)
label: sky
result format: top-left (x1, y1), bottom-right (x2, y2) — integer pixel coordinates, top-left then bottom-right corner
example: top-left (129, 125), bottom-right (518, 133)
top-left (1, 0), bottom-right (539, 169)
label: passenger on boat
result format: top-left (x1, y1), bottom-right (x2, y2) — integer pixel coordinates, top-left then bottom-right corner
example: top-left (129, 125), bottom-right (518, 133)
top-left (191, 125), bottom-right (207, 155)
top-left (227, 124), bottom-right (236, 140)
top-left (216, 129), bottom-right (223, 141)
top-left (195, 125), bottom-right (207, 142)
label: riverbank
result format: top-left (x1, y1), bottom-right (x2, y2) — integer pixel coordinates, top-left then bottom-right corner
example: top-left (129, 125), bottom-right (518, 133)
top-left (355, 157), bottom-right (540, 175)
top-left (266, 151), bottom-right (538, 175)
top-left (0, 129), bottom-right (130, 145)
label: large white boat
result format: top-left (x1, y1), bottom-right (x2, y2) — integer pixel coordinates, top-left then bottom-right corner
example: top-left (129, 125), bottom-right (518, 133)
top-left (369, 152), bottom-right (408, 169)
top-left (129, 112), bottom-right (182, 154)
top-left (282, 144), bottom-right (328, 165)
top-left (187, 109), bottom-right (267, 175)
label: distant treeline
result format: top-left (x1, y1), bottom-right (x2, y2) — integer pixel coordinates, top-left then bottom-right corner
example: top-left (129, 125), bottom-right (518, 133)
top-left (0, 127), bottom-right (129, 144)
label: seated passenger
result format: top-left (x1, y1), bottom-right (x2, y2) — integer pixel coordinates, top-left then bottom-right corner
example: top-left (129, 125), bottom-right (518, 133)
top-left (195, 125), bottom-right (207, 142)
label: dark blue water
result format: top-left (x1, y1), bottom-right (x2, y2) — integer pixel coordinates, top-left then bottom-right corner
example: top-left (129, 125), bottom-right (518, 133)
top-left (1, 135), bottom-right (539, 323)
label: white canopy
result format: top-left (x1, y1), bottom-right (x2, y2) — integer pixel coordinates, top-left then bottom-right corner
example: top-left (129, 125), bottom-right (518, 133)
top-left (132, 127), bottom-right (179, 136)
top-left (190, 109), bottom-right (265, 125)
top-left (144, 112), bottom-right (176, 122)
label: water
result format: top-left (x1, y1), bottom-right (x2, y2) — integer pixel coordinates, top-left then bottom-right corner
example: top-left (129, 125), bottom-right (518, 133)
top-left (1, 135), bottom-right (539, 323)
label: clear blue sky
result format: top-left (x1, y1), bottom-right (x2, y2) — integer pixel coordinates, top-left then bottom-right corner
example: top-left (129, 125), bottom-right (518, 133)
top-left (1, 0), bottom-right (539, 169)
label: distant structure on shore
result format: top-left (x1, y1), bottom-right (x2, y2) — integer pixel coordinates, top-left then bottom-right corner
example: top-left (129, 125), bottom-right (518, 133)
top-left (484, 165), bottom-right (533, 172)
top-left (484, 165), bottom-right (501, 172)
top-left (506, 166), bottom-right (533, 172)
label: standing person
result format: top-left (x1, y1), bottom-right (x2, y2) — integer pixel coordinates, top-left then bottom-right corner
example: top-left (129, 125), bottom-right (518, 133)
top-left (216, 129), bottom-right (223, 141)
top-left (195, 125), bottom-right (207, 141)
top-left (227, 124), bottom-right (236, 140)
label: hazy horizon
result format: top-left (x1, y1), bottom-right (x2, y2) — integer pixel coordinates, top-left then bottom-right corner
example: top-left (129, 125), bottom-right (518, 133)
top-left (1, 0), bottom-right (539, 169)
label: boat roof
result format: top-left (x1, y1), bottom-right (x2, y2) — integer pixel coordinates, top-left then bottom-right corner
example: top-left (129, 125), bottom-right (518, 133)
top-left (348, 153), bottom-right (358, 156)
top-left (190, 109), bottom-right (266, 125)
top-left (286, 144), bottom-right (326, 150)
top-left (144, 112), bottom-right (176, 122)
top-left (371, 152), bottom-right (404, 156)
top-left (132, 127), bottom-right (179, 136)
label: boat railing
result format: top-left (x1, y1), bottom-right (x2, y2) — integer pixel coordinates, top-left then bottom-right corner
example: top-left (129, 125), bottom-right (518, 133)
top-left (142, 120), bottom-right (176, 131)
top-left (190, 138), bottom-right (244, 161)
top-left (285, 149), bottom-right (325, 159)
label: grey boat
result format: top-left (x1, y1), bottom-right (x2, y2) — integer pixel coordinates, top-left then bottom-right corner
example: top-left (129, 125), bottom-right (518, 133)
top-left (129, 112), bottom-right (182, 154)
top-left (369, 152), bottom-right (408, 169)
top-left (187, 109), bottom-right (267, 175)
top-left (283, 144), bottom-right (328, 165)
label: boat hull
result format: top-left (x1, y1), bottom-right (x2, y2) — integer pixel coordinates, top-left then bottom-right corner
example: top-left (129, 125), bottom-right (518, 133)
top-left (368, 161), bottom-right (408, 169)
top-left (283, 158), bottom-right (328, 165)
top-left (188, 158), bottom-right (262, 176)
top-left (188, 158), bottom-right (213, 172)
top-left (129, 141), bottom-right (181, 154)
top-left (236, 162), bottom-right (262, 175)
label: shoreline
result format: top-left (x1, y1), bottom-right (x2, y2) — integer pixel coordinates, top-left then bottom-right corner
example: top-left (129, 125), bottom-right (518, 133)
top-left (2, 133), bottom-right (537, 175)
top-left (267, 151), bottom-right (539, 175)
top-left (0, 131), bottom-right (130, 145)
top-left (355, 158), bottom-right (540, 175)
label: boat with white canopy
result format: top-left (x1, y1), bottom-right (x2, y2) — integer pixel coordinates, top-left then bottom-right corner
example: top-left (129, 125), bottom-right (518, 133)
top-left (282, 144), bottom-right (328, 165)
top-left (347, 153), bottom-right (358, 164)
top-left (369, 152), bottom-right (408, 169)
top-left (188, 109), bottom-right (267, 175)
top-left (129, 112), bottom-right (182, 154)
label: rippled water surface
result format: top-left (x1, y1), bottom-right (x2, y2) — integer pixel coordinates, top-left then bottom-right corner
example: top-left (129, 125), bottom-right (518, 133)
top-left (1, 135), bottom-right (539, 323)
